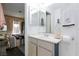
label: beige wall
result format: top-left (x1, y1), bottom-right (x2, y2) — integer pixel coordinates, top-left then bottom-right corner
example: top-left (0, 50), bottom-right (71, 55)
top-left (5, 15), bottom-right (24, 34)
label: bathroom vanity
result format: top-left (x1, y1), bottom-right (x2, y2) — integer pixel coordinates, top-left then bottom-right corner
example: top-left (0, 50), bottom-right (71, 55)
top-left (28, 33), bottom-right (62, 56)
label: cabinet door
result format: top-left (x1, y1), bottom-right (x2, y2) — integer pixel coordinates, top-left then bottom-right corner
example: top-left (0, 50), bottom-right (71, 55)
top-left (38, 46), bottom-right (52, 56)
top-left (28, 42), bottom-right (37, 56)
top-left (38, 40), bottom-right (54, 56)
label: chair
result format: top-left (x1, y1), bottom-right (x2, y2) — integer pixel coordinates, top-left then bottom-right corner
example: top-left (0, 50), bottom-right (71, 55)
top-left (8, 35), bottom-right (17, 48)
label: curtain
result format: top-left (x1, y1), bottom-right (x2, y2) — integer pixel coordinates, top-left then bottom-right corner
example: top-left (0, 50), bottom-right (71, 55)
top-left (5, 16), bottom-right (13, 33)
top-left (0, 4), bottom-right (5, 29)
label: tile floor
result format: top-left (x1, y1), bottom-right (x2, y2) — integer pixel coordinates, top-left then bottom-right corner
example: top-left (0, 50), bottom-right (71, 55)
top-left (0, 40), bottom-right (24, 56)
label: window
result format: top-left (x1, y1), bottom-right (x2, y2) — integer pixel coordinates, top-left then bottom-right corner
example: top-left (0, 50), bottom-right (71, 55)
top-left (12, 20), bottom-right (21, 34)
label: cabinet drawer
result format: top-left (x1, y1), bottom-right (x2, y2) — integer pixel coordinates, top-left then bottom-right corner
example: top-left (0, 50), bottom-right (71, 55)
top-left (38, 46), bottom-right (52, 56)
top-left (38, 40), bottom-right (54, 51)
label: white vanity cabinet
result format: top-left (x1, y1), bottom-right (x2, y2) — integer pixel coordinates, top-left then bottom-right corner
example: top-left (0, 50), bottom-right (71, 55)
top-left (28, 37), bottom-right (37, 56)
top-left (28, 37), bottom-right (54, 56)
top-left (38, 40), bottom-right (54, 56)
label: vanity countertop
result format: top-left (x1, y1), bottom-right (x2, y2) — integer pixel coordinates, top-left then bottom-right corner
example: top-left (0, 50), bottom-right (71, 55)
top-left (29, 33), bottom-right (62, 44)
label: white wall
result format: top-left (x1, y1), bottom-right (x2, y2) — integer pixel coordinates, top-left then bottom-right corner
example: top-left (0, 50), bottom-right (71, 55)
top-left (25, 4), bottom-right (30, 56)
top-left (60, 8), bottom-right (76, 56)
top-left (46, 3), bottom-right (79, 56)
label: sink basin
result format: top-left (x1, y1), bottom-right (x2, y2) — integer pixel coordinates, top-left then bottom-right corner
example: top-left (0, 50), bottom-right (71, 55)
top-left (37, 33), bottom-right (54, 37)
top-left (29, 33), bottom-right (62, 44)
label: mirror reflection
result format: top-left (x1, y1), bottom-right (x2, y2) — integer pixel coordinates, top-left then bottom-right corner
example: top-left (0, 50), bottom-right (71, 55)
top-left (29, 6), bottom-right (47, 34)
top-left (29, 4), bottom-right (52, 34)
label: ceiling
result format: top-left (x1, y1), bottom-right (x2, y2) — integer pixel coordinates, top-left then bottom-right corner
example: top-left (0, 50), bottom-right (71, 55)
top-left (2, 3), bottom-right (25, 18)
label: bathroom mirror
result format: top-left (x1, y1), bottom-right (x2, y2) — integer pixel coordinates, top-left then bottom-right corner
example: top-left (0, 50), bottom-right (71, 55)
top-left (29, 4), bottom-right (52, 34)
top-left (30, 10), bottom-right (46, 26)
top-left (29, 7), bottom-right (46, 34)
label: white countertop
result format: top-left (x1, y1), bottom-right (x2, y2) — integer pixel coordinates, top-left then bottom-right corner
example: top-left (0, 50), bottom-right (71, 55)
top-left (29, 33), bottom-right (62, 44)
